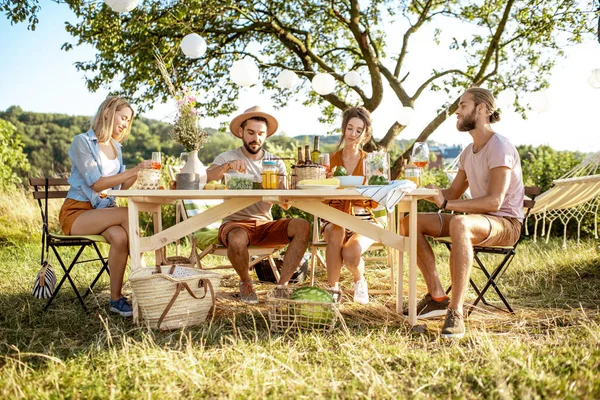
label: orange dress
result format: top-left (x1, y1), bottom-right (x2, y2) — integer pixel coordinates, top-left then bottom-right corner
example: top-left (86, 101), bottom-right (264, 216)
top-left (328, 149), bottom-right (378, 215)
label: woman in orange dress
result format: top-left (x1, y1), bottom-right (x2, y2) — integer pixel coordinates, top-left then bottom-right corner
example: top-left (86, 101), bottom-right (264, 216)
top-left (323, 106), bottom-right (379, 304)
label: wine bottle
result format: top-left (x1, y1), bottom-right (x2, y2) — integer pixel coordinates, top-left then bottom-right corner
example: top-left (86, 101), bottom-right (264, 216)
top-left (297, 146), bottom-right (304, 166)
top-left (311, 136), bottom-right (321, 164)
top-left (304, 145), bottom-right (312, 165)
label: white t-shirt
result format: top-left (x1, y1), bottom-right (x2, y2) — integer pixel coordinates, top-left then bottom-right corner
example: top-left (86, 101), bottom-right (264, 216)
top-left (212, 148), bottom-right (286, 223)
top-left (458, 133), bottom-right (524, 220)
top-left (99, 151), bottom-right (120, 177)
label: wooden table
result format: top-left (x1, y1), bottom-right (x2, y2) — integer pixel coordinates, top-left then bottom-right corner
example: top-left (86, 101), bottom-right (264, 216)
top-left (109, 188), bottom-right (436, 326)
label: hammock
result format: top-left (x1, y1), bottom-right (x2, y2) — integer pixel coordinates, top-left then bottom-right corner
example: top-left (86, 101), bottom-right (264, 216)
top-left (530, 152), bottom-right (600, 248)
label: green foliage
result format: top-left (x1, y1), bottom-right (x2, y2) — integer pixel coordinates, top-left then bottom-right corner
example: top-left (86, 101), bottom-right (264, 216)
top-left (518, 145), bottom-right (584, 192)
top-left (0, 119), bottom-right (30, 190)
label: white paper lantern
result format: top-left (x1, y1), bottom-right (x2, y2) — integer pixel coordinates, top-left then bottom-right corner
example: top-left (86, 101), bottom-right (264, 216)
top-left (180, 33), bottom-right (207, 59)
top-left (529, 90), bottom-right (551, 113)
top-left (277, 70), bottom-right (297, 89)
top-left (230, 57), bottom-right (260, 87)
top-left (397, 106), bottom-right (415, 126)
top-left (105, 0), bottom-right (138, 13)
top-left (497, 90), bottom-right (516, 109)
top-left (312, 73), bottom-right (335, 95)
top-left (588, 69), bottom-right (600, 89)
top-left (344, 71), bottom-right (361, 87)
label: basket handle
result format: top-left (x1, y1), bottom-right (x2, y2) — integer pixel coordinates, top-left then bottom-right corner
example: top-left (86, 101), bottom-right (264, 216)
top-left (157, 278), bottom-right (216, 330)
top-left (152, 264), bottom-right (178, 275)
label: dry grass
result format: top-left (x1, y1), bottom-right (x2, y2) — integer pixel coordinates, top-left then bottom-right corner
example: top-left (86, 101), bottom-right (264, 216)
top-left (0, 193), bottom-right (599, 398)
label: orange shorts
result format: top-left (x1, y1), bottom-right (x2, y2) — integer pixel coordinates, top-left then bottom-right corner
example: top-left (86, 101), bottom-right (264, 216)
top-left (59, 199), bottom-right (93, 235)
top-left (218, 219), bottom-right (292, 247)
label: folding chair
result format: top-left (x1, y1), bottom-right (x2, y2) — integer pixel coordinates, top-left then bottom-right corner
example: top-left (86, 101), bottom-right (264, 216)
top-left (30, 177), bottom-right (110, 312)
top-left (164, 167), bottom-right (283, 280)
top-left (433, 186), bottom-right (541, 315)
top-left (309, 207), bottom-right (397, 294)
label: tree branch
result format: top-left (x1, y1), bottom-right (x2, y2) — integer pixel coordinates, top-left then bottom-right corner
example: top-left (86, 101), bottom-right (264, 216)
top-left (412, 69), bottom-right (473, 100)
top-left (395, 0), bottom-right (435, 78)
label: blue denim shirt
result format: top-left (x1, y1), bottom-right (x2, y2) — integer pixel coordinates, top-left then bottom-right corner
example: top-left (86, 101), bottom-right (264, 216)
top-left (67, 129), bottom-right (126, 209)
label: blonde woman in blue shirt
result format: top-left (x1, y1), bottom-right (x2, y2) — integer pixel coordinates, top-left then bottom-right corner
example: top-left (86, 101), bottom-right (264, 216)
top-left (58, 97), bottom-right (152, 317)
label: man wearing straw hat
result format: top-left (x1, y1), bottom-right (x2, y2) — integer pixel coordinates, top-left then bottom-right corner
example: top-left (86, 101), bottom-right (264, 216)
top-left (207, 106), bottom-right (310, 304)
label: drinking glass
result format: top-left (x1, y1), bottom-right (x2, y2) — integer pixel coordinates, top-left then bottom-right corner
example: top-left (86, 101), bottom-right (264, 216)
top-left (319, 153), bottom-right (331, 173)
top-left (411, 142), bottom-right (429, 187)
top-left (152, 152), bottom-right (162, 170)
top-left (179, 152), bottom-right (188, 172)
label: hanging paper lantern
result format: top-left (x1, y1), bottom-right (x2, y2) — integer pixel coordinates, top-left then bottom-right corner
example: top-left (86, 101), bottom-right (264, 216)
top-left (312, 73), bottom-right (335, 95)
top-left (529, 90), bottom-right (551, 113)
top-left (277, 70), bottom-right (297, 89)
top-left (588, 69), bottom-right (600, 89)
top-left (397, 106), bottom-right (415, 126)
top-left (105, 0), bottom-right (138, 13)
top-left (230, 57), bottom-right (260, 87)
top-left (180, 33), bottom-right (207, 59)
top-left (344, 71), bottom-right (361, 87)
top-left (497, 90), bottom-right (516, 109)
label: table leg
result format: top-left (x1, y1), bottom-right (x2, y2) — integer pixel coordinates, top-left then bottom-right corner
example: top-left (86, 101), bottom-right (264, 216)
top-left (396, 205), bottom-right (404, 314)
top-left (408, 197), bottom-right (418, 326)
top-left (128, 200), bottom-right (141, 271)
top-left (127, 200), bottom-right (141, 324)
top-left (153, 205), bottom-right (163, 266)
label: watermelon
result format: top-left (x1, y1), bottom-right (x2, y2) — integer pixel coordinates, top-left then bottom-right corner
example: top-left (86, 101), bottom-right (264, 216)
top-left (290, 287), bottom-right (335, 329)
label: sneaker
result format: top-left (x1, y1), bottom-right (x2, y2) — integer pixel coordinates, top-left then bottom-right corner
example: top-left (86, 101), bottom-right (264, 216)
top-left (403, 293), bottom-right (449, 319)
top-left (441, 308), bottom-right (465, 339)
top-left (239, 281), bottom-right (259, 304)
top-left (109, 297), bottom-right (133, 317)
top-left (353, 279), bottom-right (369, 305)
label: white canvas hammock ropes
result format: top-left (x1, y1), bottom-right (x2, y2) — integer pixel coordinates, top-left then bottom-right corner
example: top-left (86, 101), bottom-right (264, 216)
top-left (530, 152), bottom-right (600, 248)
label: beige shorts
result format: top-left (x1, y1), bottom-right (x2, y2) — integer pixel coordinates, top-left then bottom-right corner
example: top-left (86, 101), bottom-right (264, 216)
top-left (436, 213), bottom-right (522, 247)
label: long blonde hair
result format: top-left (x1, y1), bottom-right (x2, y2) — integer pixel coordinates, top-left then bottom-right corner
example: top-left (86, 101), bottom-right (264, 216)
top-left (91, 97), bottom-right (134, 143)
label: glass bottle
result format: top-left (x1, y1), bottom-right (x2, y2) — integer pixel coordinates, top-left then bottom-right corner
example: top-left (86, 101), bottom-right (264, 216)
top-left (304, 145), bottom-right (312, 165)
top-left (297, 147), bottom-right (304, 166)
top-left (404, 158), bottom-right (421, 187)
top-left (311, 136), bottom-right (321, 164)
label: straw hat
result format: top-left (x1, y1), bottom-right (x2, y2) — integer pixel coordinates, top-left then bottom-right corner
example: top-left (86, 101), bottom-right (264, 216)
top-left (229, 106), bottom-right (279, 138)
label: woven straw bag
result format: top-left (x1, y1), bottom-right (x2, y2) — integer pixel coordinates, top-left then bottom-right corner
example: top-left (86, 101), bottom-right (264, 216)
top-left (129, 264), bottom-right (221, 330)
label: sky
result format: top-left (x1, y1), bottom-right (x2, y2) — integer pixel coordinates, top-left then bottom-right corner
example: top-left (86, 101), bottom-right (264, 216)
top-left (1, 3), bottom-right (600, 153)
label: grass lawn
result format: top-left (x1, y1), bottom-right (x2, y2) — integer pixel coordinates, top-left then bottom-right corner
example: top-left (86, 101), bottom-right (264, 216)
top-left (0, 191), bottom-right (599, 398)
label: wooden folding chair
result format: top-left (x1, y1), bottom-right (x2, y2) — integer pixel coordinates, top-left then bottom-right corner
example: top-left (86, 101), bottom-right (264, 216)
top-left (309, 208), bottom-right (397, 294)
top-left (30, 177), bottom-right (110, 312)
top-left (433, 186), bottom-right (541, 315)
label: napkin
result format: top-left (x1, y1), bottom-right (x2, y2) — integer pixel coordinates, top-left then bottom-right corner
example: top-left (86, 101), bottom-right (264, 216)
top-left (355, 179), bottom-right (417, 211)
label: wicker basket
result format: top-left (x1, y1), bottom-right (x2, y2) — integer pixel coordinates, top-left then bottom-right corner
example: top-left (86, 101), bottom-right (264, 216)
top-left (295, 165), bottom-right (326, 182)
top-left (129, 264), bottom-right (221, 330)
top-left (266, 287), bottom-right (342, 333)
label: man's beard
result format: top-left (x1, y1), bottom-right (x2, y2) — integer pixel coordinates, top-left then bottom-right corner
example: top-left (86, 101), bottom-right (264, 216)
top-left (457, 108), bottom-right (477, 132)
top-left (243, 140), bottom-right (262, 155)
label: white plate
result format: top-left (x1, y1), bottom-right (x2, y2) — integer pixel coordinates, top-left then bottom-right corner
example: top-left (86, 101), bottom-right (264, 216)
top-left (296, 184), bottom-right (339, 190)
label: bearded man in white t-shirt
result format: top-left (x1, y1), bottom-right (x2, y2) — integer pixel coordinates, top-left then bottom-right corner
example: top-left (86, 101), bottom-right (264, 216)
top-left (206, 106), bottom-right (310, 304)
top-left (401, 88), bottom-right (524, 339)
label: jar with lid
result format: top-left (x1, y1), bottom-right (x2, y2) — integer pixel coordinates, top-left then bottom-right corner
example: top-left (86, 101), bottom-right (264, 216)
top-left (262, 160), bottom-right (279, 189)
top-left (404, 160), bottom-right (421, 187)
